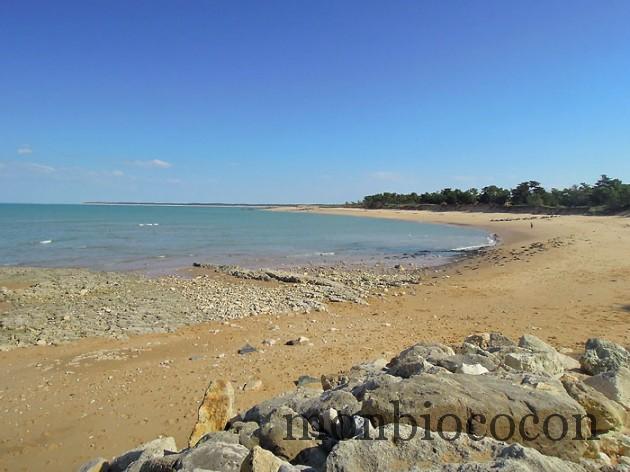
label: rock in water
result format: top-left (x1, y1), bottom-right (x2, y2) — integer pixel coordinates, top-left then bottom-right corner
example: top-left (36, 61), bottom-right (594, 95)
top-left (189, 379), bottom-right (234, 447)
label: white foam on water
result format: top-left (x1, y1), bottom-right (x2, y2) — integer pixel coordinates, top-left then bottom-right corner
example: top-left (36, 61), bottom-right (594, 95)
top-left (451, 234), bottom-right (498, 252)
top-left (40, 240), bottom-right (52, 244)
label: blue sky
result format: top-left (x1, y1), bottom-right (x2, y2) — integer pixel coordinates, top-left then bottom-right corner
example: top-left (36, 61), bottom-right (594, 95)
top-left (1, 1), bottom-right (629, 203)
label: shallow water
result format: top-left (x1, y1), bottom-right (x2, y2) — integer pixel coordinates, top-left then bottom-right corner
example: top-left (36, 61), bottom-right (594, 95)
top-left (0, 204), bottom-right (493, 272)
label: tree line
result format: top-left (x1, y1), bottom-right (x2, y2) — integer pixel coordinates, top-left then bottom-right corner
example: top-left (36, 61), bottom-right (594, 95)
top-left (359, 175), bottom-right (630, 212)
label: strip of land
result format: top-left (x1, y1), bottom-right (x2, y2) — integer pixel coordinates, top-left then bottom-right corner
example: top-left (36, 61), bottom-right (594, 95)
top-left (1, 209), bottom-right (629, 471)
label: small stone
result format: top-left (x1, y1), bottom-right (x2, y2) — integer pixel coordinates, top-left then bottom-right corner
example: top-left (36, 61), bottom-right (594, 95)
top-left (286, 336), bottom-right (309, 346)
top-left (238, 344), bottom-right (257, 355)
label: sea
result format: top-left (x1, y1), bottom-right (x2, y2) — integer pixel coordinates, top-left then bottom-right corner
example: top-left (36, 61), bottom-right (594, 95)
top-left (0, 204), bottom-right (495, 273)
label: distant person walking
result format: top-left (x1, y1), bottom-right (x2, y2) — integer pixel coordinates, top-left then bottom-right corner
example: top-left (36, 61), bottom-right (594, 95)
top-left (530, 222), bottom-right (534, 229)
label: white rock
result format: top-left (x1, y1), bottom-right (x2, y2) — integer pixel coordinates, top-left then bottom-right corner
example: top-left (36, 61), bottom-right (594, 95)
top-left (456, 363), bottom-right (489, 375)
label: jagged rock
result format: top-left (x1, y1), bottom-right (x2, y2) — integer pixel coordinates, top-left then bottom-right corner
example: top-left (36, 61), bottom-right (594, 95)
top-left (325, 424), bottom-right (586, 471)
top-left (240, 446), bottom-right (291, 472)
top-left (464, 332), bottom-right (516, 351)
top-left (596, 431), bottom-right (630, 459)
top-left (386, 341), bottom-right (455, 378)
top-left (196, 430), bottom-right (240, 445)
top-left (77, 458), bottom-right (108, 472)
top-left (320, 373), bottom-right (349, 391)
top-left (176, 441), bottom-right (248, 472)
top-left (297, 389), bottom-right (361, 420)
top-left (561, 375), bottom-right (626, 433)
top-left (435, 353), bottom-right (497, 373)
top-left (229, 421), bottom-right (261, 450)
top-left (258, 407), bottom-right (321, 462)
top-left (189, 380), bottom-right (234, 447)
top-left (504, 351), bottom-right (565, 376)
top-left (581, 339), bottom-right (630, 375)
top-left (519, 334), bottom-right (581, 371)
top-left (359, 372), bottom-right (590, 461)
top-left (133, 454), bottom-right (180, 472)
top-left (108, 437), bottom-right (177, 472)
top-left (584, 367), bottom-right (630, 409)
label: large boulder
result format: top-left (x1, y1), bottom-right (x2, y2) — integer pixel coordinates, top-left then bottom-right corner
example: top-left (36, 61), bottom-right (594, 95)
top-left (584, 367), bottom-right (630, 409)
top-left (325, 424), bottom-right (586, 471)
top-left (386, 342), bottom-right (455, 378)
top-left (581, 338), bottom-right (630, 375)
top-left (77, 458), bottom-right (108, 472)
top-left (359, 372), bottom-right (590, 461)
top-left (175, 441), bottom-right (248, 472)
top-left (189, 379), bottom-right (234, 447)
top-left (108, 437), bottom-right (177, 472)
top-left (433, 353), bottom-right (498, 373)
top-left (257, 407), bottom-right (321, 462)
top-left (503, 351), bottom-right (565, 376)
top-left (228, 421), bottom-right (261, 449)
top-left (561, 375), bottom-right (626, 433)
top-left (243, 388), bottom-right (321, 425)
top-left (519, 334), bottom-right (580, 371)
top-left (296, 389), bottom-right (361, 420)
top-left (240, 446), bottom-right (292, 472)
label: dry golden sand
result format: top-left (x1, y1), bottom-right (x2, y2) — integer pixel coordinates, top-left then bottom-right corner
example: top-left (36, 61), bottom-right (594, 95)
top-left (1, 208), bottom-right (630, 471)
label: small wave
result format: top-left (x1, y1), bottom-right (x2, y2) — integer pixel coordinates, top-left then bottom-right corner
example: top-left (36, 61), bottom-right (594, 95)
top-left (318, 252), bottom-right (335, 256)
top-left (40, 240), bottom-right (52, 245)
top-left (451, 235), bottom-right (498, 252)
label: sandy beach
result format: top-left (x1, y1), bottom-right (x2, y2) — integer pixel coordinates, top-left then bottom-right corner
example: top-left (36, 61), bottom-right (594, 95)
top-left (1, 208), bottom-right (629, 471)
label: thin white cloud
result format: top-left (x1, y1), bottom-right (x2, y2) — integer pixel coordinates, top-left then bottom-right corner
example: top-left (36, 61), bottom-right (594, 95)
top-left (111, 170), bottom-right (125, 177)
top-left (369, 171), bottom-right (402, 182)
top-left (166, 178), bottom-right (182, 184)
top-left (25, 162), bottom-right (55, 174)
top-left (17, 145), bottom-right (33, 156)
top-left (128, 159), bottom-right (172, 169)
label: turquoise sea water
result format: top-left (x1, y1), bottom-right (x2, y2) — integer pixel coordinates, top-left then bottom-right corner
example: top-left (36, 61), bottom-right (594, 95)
top-left (0, 204), bottom-right (493, 272)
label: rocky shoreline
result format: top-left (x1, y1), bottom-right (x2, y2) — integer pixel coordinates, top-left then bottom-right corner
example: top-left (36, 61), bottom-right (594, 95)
top-left (0, 263), bottom-right (427, 350)
top-left (79, 332), bottom-right (630, 471)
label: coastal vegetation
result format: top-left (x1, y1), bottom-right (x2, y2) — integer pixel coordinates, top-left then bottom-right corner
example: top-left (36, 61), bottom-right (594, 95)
top-left (358, 175), bottom-right (630, 213)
